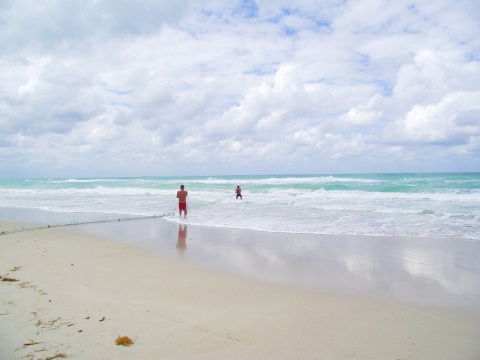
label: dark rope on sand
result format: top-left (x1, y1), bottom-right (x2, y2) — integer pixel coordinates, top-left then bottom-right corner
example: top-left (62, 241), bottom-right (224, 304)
top-left (0, 213), bottom-right (168, 236)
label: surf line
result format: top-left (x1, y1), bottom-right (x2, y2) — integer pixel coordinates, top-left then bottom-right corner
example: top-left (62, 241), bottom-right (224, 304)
top-left (0, 214), bottom-right (166, 236)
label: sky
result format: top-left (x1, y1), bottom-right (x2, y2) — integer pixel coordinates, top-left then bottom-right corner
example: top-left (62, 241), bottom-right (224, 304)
top-left (1, 0), bottom-right (479, 178)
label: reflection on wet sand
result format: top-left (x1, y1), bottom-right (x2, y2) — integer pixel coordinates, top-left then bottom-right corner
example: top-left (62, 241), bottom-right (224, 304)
top-left (176, 224), bottom-right (187, 254)
top-left (167, 224), bottom-right (480, 310)
top-left (18, 211), bottom-right (477, 310)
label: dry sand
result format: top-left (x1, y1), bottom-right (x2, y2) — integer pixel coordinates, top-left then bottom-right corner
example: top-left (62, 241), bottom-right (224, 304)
top-left (1, 220), bottom-right (480, 360)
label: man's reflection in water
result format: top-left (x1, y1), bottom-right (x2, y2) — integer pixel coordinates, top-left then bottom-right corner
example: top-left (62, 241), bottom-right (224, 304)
top-left (176, 224), bottom-right (187, 254)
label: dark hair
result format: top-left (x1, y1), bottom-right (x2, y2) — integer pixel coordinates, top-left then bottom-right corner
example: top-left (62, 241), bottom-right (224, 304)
top-left (180, 185), bottom-right (184, 189)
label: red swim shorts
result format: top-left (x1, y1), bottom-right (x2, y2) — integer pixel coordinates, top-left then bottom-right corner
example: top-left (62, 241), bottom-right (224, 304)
top-left (178, 202), bottom-right (187, 211)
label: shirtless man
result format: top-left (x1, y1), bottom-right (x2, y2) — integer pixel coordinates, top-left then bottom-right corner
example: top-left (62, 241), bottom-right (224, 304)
top-left (235, 185), bottom-right (242, 200)
top-left (177, 185), bottom-right (188, 218)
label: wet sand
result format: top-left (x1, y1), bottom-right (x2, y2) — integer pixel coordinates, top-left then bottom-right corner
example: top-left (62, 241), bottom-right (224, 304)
top-left (1, 213), bottom-right (480, 359)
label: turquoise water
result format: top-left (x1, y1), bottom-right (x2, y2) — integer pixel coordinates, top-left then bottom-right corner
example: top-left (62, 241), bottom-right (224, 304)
top-left (1, 173), bottom-right (479, 239)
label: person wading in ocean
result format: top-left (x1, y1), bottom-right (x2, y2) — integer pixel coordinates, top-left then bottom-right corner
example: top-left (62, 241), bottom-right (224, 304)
top-left (177, 185), bottom-right (188, 218)
top-left (235, 186), bottom-right (242, 200)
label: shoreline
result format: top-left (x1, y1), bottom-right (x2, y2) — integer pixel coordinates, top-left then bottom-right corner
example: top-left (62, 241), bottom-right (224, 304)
top-left (1, 206), bottom-right (480, 310)
top-left (1, 217), bottom-right (480, 359)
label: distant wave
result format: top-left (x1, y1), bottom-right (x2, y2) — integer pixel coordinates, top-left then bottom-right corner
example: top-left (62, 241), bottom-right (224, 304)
top-left (1, 173), bottom-right (479, 239)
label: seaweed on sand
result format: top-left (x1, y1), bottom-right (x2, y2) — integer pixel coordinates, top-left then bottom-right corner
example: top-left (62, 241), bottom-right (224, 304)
top-left (1, 275), bottom-right (19, 282)
top-left (115, 336), bottom-right (134, 346)
top-left (45, 354), bottom-right (67, 360)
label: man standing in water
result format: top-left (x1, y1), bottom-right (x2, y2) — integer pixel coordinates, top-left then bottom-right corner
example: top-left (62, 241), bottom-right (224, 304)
top-left (235, 185), bottom-right (242, 200)
top-left (177, 185), bottom-right (188, 218)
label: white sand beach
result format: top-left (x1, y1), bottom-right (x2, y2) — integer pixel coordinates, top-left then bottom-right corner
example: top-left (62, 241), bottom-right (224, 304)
top-left (1, 219), bottom-right (480, 360)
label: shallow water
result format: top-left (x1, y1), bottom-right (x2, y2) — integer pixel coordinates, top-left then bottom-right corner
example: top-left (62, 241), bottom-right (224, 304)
top-left (1, 173), bottom-right (479, 239)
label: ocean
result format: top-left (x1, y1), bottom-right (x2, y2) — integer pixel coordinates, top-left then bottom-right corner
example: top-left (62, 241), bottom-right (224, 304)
top-left (1, 172), bottom-right (479, 240)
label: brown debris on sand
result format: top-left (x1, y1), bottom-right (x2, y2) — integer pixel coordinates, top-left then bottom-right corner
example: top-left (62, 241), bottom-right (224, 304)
top-left (22, 339), bottom-right (43, 346)
top-left (45, 354), bottom-right (67, 360)
top-left (1, 275), bottom-right (19, 282)
top-left (115, 335), bottom-right (134, 346)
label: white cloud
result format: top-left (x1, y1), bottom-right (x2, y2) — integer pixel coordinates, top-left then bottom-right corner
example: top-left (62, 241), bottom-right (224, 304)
top-left (340, 107), bottom-right (382, 127)
top-left (382, 49), bottom-right (480, 148)
top-left (388, 92), bottom-right (480, 144)
top-left (0, 0), bottom-right (479, 177)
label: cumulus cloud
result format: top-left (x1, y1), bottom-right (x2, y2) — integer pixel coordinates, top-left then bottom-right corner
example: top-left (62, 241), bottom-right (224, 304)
top-left (0, 0), bottom-right (479, 177)
top-left (388, 92), bottom-right (480, 144)
top-left (384, 50), bottom-right (480, 147)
